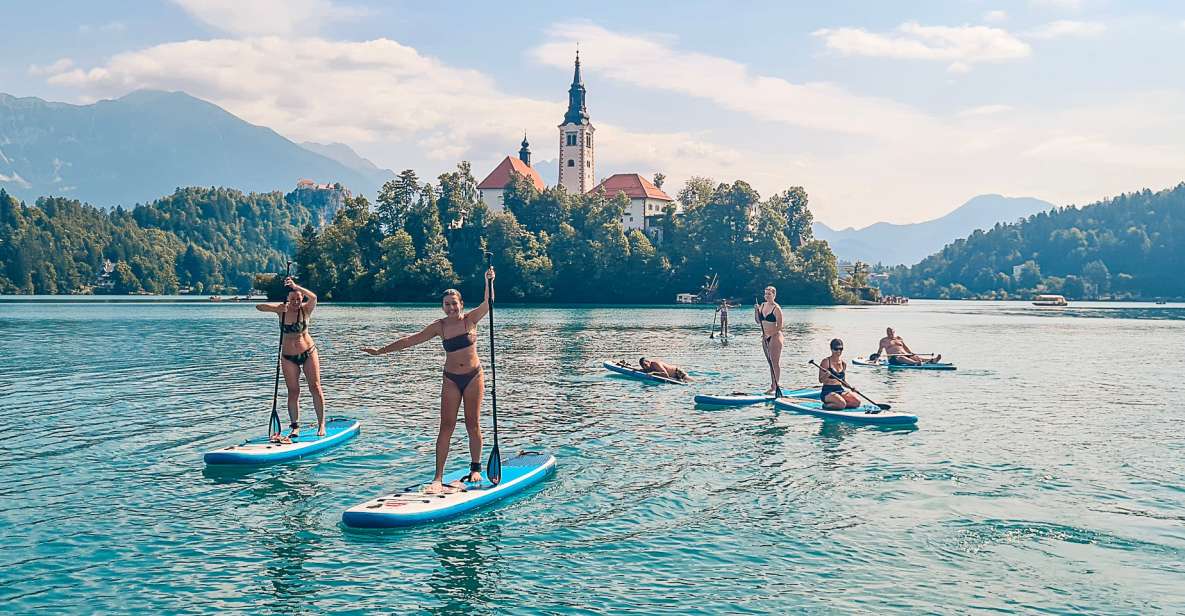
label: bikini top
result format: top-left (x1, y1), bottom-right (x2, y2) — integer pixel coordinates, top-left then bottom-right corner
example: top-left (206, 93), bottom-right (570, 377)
top-left (442, 329), bottom-right (476, 352)
top-left (761, 310), bottom-right (777, 323)
top-left (281, 309), bottom-right (307, 334)
top-left (823, 360), bottom-right (845, 381)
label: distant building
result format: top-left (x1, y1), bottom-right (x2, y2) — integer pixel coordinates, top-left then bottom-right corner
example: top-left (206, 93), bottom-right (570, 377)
top-left (591, 173), bottom-right (674, 237)
top-left (558, 51), bottom-right (595, 194)
top-left (477, 137), bottom-right (547, 213)
top-left (286, 179), bottom-right (351, 227)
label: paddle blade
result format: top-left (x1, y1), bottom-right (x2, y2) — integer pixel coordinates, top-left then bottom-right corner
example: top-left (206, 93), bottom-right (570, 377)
top-left (486, 446), bottom-right (502, 486)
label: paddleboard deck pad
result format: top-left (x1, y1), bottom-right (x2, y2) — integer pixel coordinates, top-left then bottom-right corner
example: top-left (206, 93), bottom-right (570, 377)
top-left (694, 387), bottom-right (821, 406)
top-left (852, 358), bottom-right (956, 371)
top-left (603, 360), bottom-right (689, 385)
top-left (203, 417), bottom-right (361, 465)
top-left (772, 398), bottom-right (918, 425)
top-left (342, 451), bottom-right (556, 528)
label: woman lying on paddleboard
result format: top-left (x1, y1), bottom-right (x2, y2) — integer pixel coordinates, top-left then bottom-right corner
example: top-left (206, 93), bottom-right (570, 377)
top-left (362, 267), bottom-right (495, 494)
top-left (818, 338), bottom-right (860, 410)
top-left (639, 357), bottom-right (689, 382)
top-left (755, 286), bottom-right (784, 395)
top-left (255, 277), bottom-right (326, 439)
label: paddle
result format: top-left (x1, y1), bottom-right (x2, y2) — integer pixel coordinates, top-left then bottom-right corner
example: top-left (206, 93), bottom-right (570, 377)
top-left (268, 261), bottom-right (293, 440)
top-left (483, 252), bottom-right (502, 486)
top-left (757, 293), bottom-right (782, 398)
top-left (809, 359), bottom-right (891, 411)
top-left (709, 307), bottom-right (718, 339)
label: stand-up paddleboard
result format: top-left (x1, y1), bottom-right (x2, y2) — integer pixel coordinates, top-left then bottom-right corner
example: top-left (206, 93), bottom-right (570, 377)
top-left (694, 387), bottom-right (821, 407)
top-left (603, 360), bottom-right (689, 385)
top-left (342, 451), bottom-right (555, 528)
top-left (203, 417), bottom-right (361, 465)
top-left (852, 358), bottom-right (956, 371)
top-left (772, 398), bottom-right (917, 425)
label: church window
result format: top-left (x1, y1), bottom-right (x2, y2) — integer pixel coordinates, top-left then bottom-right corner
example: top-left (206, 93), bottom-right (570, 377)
top-left (567, 159), bottom-right (575, 167)
top-left (586, 161), bottom-right (590, 168)
top-left (566, 133), bottom-right (577, 146)
top-left (586, 134), bottom-right (592, 147)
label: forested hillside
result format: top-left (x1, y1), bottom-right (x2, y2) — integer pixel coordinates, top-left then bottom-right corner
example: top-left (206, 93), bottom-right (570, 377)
top-left (880, 184), bottom-right (1185, 300)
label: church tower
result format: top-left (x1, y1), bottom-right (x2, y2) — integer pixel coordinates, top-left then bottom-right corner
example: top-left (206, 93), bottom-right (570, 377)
top-left (558, 51), bottom-right (595, 194)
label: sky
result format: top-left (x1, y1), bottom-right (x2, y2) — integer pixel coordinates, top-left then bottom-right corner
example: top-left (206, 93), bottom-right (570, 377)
top-left (3, 0), bottom-right (1184, 228)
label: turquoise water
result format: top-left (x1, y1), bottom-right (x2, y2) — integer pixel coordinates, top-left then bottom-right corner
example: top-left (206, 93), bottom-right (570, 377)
top-left (2, 299), bottom-right (1184, 614)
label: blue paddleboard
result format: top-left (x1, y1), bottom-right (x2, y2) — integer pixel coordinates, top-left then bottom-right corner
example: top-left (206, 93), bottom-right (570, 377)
top-left (342, 451), bottom-right (555, 528)
top-left (203, 417), bottom-right (361, 465)
top-left (603, 360), bottom-right (688, 385)
top-left (772, 398), bottom-right (917, 425)
top-left (852, 358), bottom-right (956, 371)
top-left (694, 387), bottom-right (822, 407)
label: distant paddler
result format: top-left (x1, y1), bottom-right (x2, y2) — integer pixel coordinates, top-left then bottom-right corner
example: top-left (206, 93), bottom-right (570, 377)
top-left (755, 286), bottom-right (784, 395)
top-left (715, 299), bottom-right (736, 339)
top-left (870, 327), bottom-right (942, 365)
top-left (818, 338), bottom-right (860, 410)
top-left (361, 267), bottom-right (495, 495)
top-left (255, 277), bottom-right (326, 439)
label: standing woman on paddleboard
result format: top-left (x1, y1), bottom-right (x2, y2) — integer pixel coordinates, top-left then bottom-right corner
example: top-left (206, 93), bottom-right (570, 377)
top-left (255, 277), bottom-right (326, 439)
top-left (361, 267), bottom-right (495, 494)
top-left (818, 338), bottom-right (860, 410)
top-left (755, 286), bottom-right (784, 395)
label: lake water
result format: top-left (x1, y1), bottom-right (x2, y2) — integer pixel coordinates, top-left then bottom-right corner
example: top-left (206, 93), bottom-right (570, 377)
top-left (2, 298), bottom-right (1184, 614)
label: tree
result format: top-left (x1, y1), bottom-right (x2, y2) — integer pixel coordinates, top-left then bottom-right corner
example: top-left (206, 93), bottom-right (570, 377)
top-left (652, 172), bottom-right (666, 189)
top-left (769, 186), bottom-right (812, 249)
top-left (376, 169), bottom-right (421, 232)
top-left (1082, 259), bottom-right (1111, 297)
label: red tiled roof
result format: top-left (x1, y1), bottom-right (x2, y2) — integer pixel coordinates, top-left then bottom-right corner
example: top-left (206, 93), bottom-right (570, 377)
top-left (591, 173), bottom-right (673, 201)
top-left (477, 156), bottom-right (546, 191)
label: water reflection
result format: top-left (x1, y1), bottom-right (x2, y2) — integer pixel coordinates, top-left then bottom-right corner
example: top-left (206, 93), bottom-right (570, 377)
top-left (426, 523), bottom-right (503, 615)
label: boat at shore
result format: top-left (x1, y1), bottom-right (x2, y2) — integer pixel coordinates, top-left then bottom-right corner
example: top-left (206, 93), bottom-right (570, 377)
top-left (1032, 294), bottom-right (1068, 307)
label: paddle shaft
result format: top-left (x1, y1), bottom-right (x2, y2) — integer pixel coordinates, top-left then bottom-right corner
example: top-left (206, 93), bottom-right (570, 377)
top-left (709, 308), bottom-right (718, 338)
top-left (810, 359), bottom-right (890, 410)
top-left (484, 252), bottom-right (501, 485)
top-left (269, 261), bottom-right (293, 436)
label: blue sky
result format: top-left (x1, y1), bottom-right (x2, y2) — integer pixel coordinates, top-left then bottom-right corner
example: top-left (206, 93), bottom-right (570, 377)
top-left (3, 0), bottom-right (1184, 227)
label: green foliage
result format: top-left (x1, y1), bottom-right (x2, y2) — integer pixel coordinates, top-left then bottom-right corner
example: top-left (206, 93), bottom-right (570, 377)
top-left (296, 168), bottom-right (841, 303)
top-left (880, 183), bottom-right (1185, 300)
top-left (0, 186), bottom-right (314, 295)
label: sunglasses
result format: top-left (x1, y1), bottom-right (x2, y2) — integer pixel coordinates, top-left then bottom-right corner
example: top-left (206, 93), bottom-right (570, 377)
top-left (831, 346), bottom-right (844, 351)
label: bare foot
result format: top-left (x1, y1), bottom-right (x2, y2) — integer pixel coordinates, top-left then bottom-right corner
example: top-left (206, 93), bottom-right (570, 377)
top-left (462, 470), bottom-right (482, 483)
top-left (317, 423), bottom-right (327, 437)
top-left (423, 481), bottom-right (445, 494)
top-left (931, 354), bottom-right (942, 363)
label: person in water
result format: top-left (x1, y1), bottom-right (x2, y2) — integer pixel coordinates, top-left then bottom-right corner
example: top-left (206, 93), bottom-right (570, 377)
top-left (818, 338), bottom-right (860, 410)
top-left (638, 357), bottom-right (689, 382)
top-left (754, 286), bottom-right (784, 394)
top-left (870, 327), bottom-right (942, 365)
top-left (361, 267), bottom-right (495, 494)
top-left (255, 277), bottom-right (325, 440)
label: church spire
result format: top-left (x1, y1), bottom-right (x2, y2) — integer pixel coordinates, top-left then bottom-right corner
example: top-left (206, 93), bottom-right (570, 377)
top-left (519, 132), bottom-right (531, 166)
top-left (563, 50), bottom-right (589, 125)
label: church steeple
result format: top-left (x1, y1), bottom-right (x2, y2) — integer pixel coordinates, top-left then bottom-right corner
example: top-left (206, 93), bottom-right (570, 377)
top-left (563, 50), bottom-right (589, 125)
top-left (519, 133), bottom-right (531, 166)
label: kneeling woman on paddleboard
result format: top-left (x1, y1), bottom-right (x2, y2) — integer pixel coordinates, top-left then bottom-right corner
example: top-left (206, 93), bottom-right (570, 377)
top-left (755, 286), bottom-right (784, 395)
top-left (818, 338), bottom-right (860, 410)
top-left (362, 267), bottom-right (495, 494)
top-left (255, 277), bottom-right (326, 439)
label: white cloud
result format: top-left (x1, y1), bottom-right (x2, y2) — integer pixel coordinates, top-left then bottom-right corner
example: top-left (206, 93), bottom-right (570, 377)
top-left (533, 23), bottom-right (935, 140)
top-left (36, 35), bottom-right (739, 195)
top-left (1025, 20), bottom-right (1106, 39)
top-left (984, 10), bottom-right (1008, 23)
top-left (530, 25), bottom-right (1185, 227)
top-left (28, 58), bottom-right (75, 76)
top-left (812, 21), bottom-right (1030, 72)
top-left (0, 172), bottom-right (33, 188)
top-left (171, 0), bottom-right (367, 37)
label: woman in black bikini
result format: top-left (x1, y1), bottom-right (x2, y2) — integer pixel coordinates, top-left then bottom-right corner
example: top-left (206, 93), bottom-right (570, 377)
top-left (255, 277), bottom-right (325, 439)
top-left (754, 286), bottom-right (784, 395)
top-left (362, 267), bottom-right (495, 495)
top-left (818, 338), bottom-right (860, 410)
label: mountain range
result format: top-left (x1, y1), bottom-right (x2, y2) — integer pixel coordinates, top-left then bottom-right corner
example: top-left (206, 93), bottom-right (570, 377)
top-left (0, 90), bottom-right (387, 206)
top-left (813, 194), bottom-right (1056, 266)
